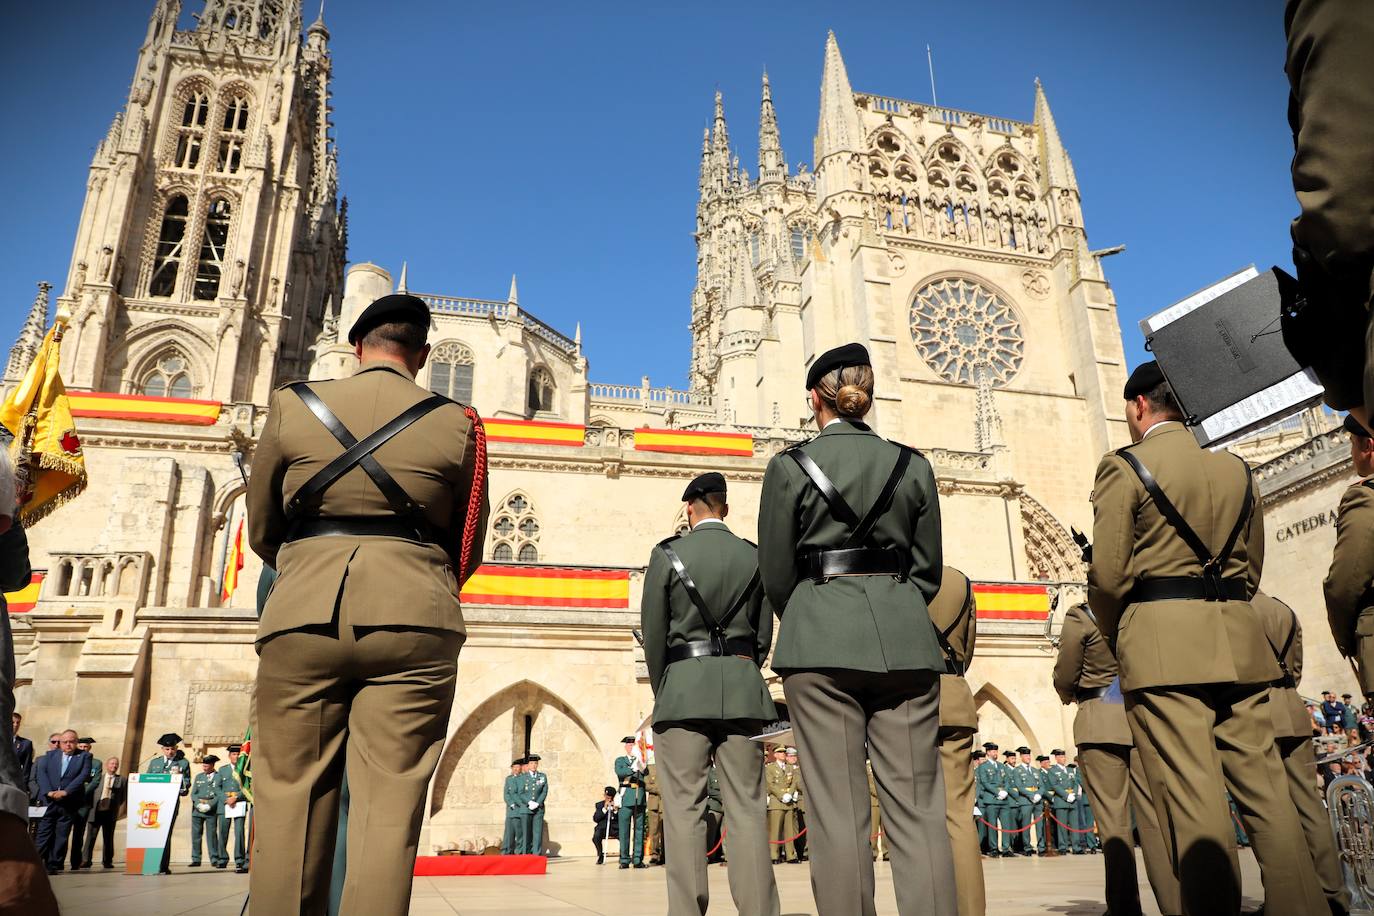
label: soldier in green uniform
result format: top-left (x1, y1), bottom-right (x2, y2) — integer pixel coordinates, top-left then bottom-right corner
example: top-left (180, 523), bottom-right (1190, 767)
top-left (501, 759), bottom-right (526, 855)
top-left (515, 758), bottom-right (534, 854)
top-left (143, 732), bottom-right (190, 874)
top-left (216, 745), bottom-right (247, 872)
top-left (524, 754), bottom-right (548, 856)
top-left (1324, 413), bottom-right (1374, 697)
top-left (758, 343), bottom-right (955, 916)
top-left (765, 747), bottom-right (800, 864)
top-left (974, 742), bottom-right (1002, 855)
top-left (1088, 361), bottom-right (1323, 914)
top-left (1069, 765), bottom-right (1097, 852)
top-left (1034, 756), bottom-right (1053, 855)
top-left (614, 737), bottom-right (647, 868)
top-left (704, 765), bottom-right (724, 864)
top-left (188, 756), bottom-right (223, 867)
top-left (1007, 748), bottom-right (1040, 857)
top-left (642, 471), bottom-right (779, 914)
top-left (1044, 751), bottom-right (1076, 853)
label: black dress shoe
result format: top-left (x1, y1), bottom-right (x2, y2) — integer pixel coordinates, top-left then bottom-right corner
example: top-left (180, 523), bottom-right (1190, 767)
top-left (158, 869), bottom-right (171, 875)
top-left (633, 863), bottom-right (648, 869)
top-left (189, 862), bottom-right (201, 868)
top-left (596, 855), bottom-right (604, 865)
top-left (619, 863), bottom-right (629, 869)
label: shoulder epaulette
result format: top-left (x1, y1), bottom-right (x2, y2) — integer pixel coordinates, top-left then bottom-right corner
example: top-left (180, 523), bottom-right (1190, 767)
top-left (888, 439), bottom-right (925, 459)
top-left (782, 438), bottom-right (813, 453)
top-left (656, 534), bottom-right (682, 550)
top-left (1362, 479), bottom-right (1374, 492)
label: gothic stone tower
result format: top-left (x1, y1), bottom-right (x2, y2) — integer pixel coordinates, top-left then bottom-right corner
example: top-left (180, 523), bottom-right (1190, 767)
top-left (54, 0), bottom-right (344, 404)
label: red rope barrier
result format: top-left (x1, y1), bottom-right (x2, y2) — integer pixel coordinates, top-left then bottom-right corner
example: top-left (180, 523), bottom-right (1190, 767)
top-left (1045, 811), bottom-right (1099, 834)
top-left (702, 825), bottom-right (809, 861)
top-left (706, 827), bottom-right (726, 858)
top-left (975, 811), bottom-right (1047, 833)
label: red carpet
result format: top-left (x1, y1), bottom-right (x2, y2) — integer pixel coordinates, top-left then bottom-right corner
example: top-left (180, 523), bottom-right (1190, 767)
top-left (414, 854), bottom-right (547, 876)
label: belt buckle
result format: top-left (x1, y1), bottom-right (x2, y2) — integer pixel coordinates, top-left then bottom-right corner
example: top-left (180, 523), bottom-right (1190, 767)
top-left (1201, 565), bottom-right (1223, 601)
top-left (710, 632), bottom-right (727, 657)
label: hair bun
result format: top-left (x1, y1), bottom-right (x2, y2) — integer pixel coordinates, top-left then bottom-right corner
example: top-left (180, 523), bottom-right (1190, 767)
top-left (835, 384), bottom-right (871, 417)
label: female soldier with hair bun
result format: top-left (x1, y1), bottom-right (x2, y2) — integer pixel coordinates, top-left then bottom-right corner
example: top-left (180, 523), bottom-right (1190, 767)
top-left (757, 343), bottom-right (955, 916)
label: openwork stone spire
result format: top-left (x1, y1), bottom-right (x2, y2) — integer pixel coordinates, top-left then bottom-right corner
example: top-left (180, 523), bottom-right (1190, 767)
top-left (974, 364), bottom-right (1006, 451)
top-left (816, 31), bottom-right (861, 161)
top-left (6, 282), bottom-right (51, 382)
top-left (1034, 79), bottom-right (1078, 192)
top-left (758, 71), bottom-right (784, 177)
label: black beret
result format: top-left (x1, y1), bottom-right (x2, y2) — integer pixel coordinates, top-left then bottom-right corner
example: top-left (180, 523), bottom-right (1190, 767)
top-left (227, 744), bottom-right (243, 753)
top-left (1122, 360), bottom-right (1166, 400)
top-left (806, 342), bottom-right (870, 390)
top-left (1017, 746), bottom-right (1032, 754)
top-left (682, 472), bottom-right (727, 503)
top-left (157, 733), bottom-right (182, 747)
top-left (981, 741), bottom-right (998, 750)
top-left (1345, 414), bottom-right (1372, 438)
top-left (347, 293), bottom-right (432, 345)
top-left (79, 737), bottom-right (95, 744)
top-left (202, 755), bottom-right (219, 765)
top-left (526, 754), bottom-right (541, 762)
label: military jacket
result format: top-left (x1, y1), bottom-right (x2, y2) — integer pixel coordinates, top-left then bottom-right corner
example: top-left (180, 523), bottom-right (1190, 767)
top-left (759, 421), bottom-right (944, 673)
top-left (1045, 765), bottom-right (1076, 807)
top-left (190, 772), bottom-right (221, 815)
top-left (928, 566), bottom-right (977, 729)
top-left (247, 361), bottom-right (491, 642)
top-left (645, 765), bottom-right (661, 814)
top-left (706, 766), bottom-right (722, 814)
top-left (214, 764), bottom-right (242, 813)
top-left (642, 522), bottom-right (776, 724)
top-left (1254, 592), bottom-right (1314, 740)
top-left (765, 761), bottom-right (799, 811)
top-left (1053, 603), bottom-right (1133, 747)
top-left (1087, 422), bottom-right (1276, 691)
top-left (615, 756), bottom-right (646, 807)
top-left (1007, 764), bottom-right (1041, 807)
top-left (1325, 480), bottom-right (1374, 694)
top-left (527, 770), bottom-right (548, 806)
top-left (974, 760), bottom-right (1004, 807)
top-left (503, 774), bottom-right (524, 813)
top-left (145, 754), bottom-right (190, 796)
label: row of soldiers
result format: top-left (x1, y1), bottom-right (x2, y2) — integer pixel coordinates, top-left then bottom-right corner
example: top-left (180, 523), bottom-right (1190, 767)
top-left (499, 755), bottom-right (549, 855)
top-left (972, 746), bottom-right (1098, 856)
top-left (142, 732), bottom-right (249, 874)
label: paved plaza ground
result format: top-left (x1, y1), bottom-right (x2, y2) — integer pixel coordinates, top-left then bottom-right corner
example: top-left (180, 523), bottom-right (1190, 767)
top-left (51, 850), bottom-right (1265, 914)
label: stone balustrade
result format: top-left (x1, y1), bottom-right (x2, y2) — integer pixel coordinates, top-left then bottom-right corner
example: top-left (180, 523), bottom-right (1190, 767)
top-left (45, 551), bottom-right (152, 610)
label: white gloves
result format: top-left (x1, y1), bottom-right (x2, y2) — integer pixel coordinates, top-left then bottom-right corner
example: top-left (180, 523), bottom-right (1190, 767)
top-left (528, 800), bottom-right (539, 811)
top-left (781, 792), bottom-right (793, 804)
top-left (997, 789), bottom-right (1008, 800)
top-left (973, 806), bottom-right (982, 816)
top-left (1032, 793), bottom-right (1042, 804)
top-left (1067, 792), bottom-right (1076, 803)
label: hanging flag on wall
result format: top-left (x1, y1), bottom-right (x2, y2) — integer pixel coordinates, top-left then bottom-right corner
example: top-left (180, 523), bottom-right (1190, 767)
top-left (221, 518), bottom-right (245, 603)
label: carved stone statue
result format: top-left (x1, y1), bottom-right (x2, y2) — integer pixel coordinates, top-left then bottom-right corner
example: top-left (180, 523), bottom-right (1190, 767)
top-left (70, 261), bottom-right (87, 297)
top-left (231, 259), bottom-right (246, 297)
top-left (269, 80), bottom-right (283, 124)
top-left (133, 76), bottom-right (153, 107)
top-left (98, 246), bottom-right (113, 282)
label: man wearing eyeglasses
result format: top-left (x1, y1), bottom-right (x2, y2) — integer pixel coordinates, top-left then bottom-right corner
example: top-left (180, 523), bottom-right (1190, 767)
top-left (34, 730), bottom-right (93, 875)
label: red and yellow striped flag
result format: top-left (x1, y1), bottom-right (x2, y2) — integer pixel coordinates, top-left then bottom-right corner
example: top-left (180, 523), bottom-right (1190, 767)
top-left (972, 583), bottom-right (1052, 620)
top-left (221, 519), bottom-right (246, 603)
top-left (0, 325), bottom-right (87, 524)
top-left (484, 418), bottom-right (585, 447)
top-left (4, 571), bottom-right (43, 613)
top-left (633, 428), bottom-right (753, 457)
top-left (68, 391), bottom-right (221, 426)
top-left (459, 565), bottom-right (629, 608)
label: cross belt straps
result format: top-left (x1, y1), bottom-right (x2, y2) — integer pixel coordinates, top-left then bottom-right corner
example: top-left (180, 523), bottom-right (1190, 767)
top-left (788, 444), bottom-right (913, 550)
top-left (657, 539), bottom-right (761, 658)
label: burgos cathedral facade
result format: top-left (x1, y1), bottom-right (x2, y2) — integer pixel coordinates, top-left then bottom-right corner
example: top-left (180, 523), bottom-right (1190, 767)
top-left (17, 0), bottom-right (1312, 856)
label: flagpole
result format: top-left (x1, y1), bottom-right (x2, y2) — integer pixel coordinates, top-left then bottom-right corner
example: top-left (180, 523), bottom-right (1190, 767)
top-left (927, 44), bottom-right (938, 107)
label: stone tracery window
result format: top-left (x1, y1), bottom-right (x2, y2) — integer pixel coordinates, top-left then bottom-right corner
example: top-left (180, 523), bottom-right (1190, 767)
top-left (428, 341), bottom-right (475, 404)
top-left (216, 94), bottom-right (250, 174)
top-left (150, 195), bottom-right (189, 298)
top-left (527, 367), bottom-right (555, 415)
top-left (140, 351), bottom-right (194, 399)
top-left (909, 277), bottom-right (1024, 387)
top-left (490, 492), bottom-right (540, 563)
top-left (174, 92), bottom-right (209, 169)
top-left (193, 198), bottom-right (232, 301)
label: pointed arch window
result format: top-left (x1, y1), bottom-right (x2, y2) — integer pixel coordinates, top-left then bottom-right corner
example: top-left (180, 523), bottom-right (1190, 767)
top-left (791, 227), bottom-right (805, 261)
top-left (150, 195), bottom-right (189, 298)
top-left (217, 95), bottom-right (250, 174)
top-left (140, 352), bottom-right (194, 399)
top-left (428, 342), bottom-right (475, 404)
top-left (490, 492), bottom-right (540, 563)
top-left (193, 198), bottom-right (232, 300)
top-left (527, 367), bottom-right (555, 416)
top-left (174, 93), bottom-right (209, 169)
top-left (749, 232), bottom-right (761, 266)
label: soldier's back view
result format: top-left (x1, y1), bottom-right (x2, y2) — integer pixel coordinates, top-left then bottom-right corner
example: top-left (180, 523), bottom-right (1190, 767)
top-left (1087, 361), bottom-right (1323, 915)
top-left (247, 293), bottom-right (489, 915)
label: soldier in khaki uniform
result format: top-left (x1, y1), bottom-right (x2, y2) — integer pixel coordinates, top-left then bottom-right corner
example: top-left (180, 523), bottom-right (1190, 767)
top-left (247, 294), bottom-right (490, 915)
top-left (1324, 413), bottom-right (1374, 697)
top-left (759, 343), bottom-right (955, 916)
top-left (1254, 591), bottom-right (1350, 914)
top-left (642, 472), bottom-right (779, 916)
top-left (1087, 361), bottom-right (1324, 915)
top-left (765, 746), bottom-right (800, 863)
top-left (1053, 602), bottom-right (1179, 916)
top-left (645, 762), bottom-right (663, 865)
top-left (927, 566), bottom-right (984, 916)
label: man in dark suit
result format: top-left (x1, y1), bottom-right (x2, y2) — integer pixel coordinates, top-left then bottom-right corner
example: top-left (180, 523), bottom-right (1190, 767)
top-left (34, 729), bottom-right (94, 874)
top-left (81, 757), bottom-right (125, 869)
top-left (10, 714), bottom-right (32, 788)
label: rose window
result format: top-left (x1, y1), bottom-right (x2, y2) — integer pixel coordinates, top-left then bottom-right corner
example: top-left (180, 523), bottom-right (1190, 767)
top-left (909, 277), bottom-right (1024, 386)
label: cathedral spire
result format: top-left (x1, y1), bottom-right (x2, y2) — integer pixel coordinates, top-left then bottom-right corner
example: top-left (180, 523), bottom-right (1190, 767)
top-left (698, 126), bottom-right (711, 194)
top-left (315, 294), bottom-right (338, 347)
top-left (507, 274), bottom-right (519, 305)
top-left (758, 71), bottom-right (785, 178)
top-left (1034, 78), bottom-right (1077, 191)
top-left (6, 282), bottom-right (51, 382)
top-left (816, 31), bottom-right (861, 162)
top-left (711, 90), bottom-right (733, 186)
top-left (396, 261), bottom-right (408, 293)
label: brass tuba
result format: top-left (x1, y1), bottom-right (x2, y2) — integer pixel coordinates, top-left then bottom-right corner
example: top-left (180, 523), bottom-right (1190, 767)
top-left (1326, 774), bottom-right (1374, 912)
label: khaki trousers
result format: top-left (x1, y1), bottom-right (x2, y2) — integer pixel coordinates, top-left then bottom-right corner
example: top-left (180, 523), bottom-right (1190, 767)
top-left (1277, 736), bottom-right (1350, 913)
top-left (250, 615), bottom-right (462, 916)
top-left (1077, 744), bottom-right (1180, 916)
top-left (1126, 685), bottom-right (1326, 916)
top-left (938, 726), bottom-right (985, 916)
top-left (784, 668), bottom-right (956, 916)
top-left (767, 807), bottom-right (799, 861)
top-left (655, 722), bottom-right (779, 916)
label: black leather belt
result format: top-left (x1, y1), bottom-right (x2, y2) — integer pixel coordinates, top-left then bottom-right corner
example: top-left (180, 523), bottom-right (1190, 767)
top-left (666, 636), bottom-right (756, 665)
top-left (1076, 686), bottom-right (1110, 702)
top-left (285, 516), bottom-right (439, 545)
top-left (1127, 576), bottom-right (1248, 603)
top-left (1271, 674), bottom-right (1296, 689)
top-left (797, 547), bottom-right (905, 582)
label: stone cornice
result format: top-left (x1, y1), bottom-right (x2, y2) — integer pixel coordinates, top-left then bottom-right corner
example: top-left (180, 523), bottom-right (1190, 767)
top-left (1255, 427), bottom-right (1355, 505)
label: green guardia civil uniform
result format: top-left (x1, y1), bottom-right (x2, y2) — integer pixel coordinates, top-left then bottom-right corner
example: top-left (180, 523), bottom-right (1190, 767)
top-left (1005, 762), bottom-right (1038, 853)
top-left (1089, 414), bottom-right (1323, 915)
top-left (514, 769), bottom-right (534, 854)
top-left (1044, 764), bottom-right (1077, 852)
top-left (614, 753), bottom-right (647, 866)
top-left (526, 767), bottom-right (549, 855)
top-left (759, 414), bottom-right (954, 916)
top-left (500, 769), bottom-right (525, 855)
top-left (214, 762), bottom-right (245, 868)
top-left (1324, 477), bottom-right (1374, 697)
top-left (973, 755), bottom-right (1002, 851)
top-left (642, 506), bottom-right (779, 916)
top-left (144, 753), bottom-right (190, 872)
top-left (189, 770), bottom-right (224, 866)
top-left (1070, 768), bottom-right (1098, 851)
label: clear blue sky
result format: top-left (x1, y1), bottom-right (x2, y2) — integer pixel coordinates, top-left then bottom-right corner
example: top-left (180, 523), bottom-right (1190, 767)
top-left (0, 1), bottom-right (1293, 389)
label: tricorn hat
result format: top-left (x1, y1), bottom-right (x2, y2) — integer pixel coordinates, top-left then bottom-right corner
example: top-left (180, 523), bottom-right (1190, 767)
top-left (1017, 746), bottom-right (1032, 755)
top-left (202, 755), bottom-right (220, 766)
top-left (347, 293), bottom-right (432, 345)
top-left (1051, 748), bottom-right (1065, 756)
top-left (78, 737), bottom-right (95, 744)
top-left (227, 744), bottom-right (243, 753)
top-left (526, 754), bottom-right (541, 762)
top-left (512, 758), bottom-right (525, 767)
top-left (982, 741), bottom-right (998, 750)
top-left (157, 733), bottom-right (182, 748)
top-left (621, 736), bottom-right (636, 745)
top-left (806, 342), bottom-right (870, 390)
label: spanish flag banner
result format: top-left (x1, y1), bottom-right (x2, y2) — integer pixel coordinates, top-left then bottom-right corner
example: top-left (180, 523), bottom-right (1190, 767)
top-left (0, 326), bottom-right (87, 524)
top-left (972, 583), bottom-right (1052, 620)
top-left (484, 418), bottom-right (585, 447)
top-left (459, 565), bottom-right (630, 609)
top-left (4, 571), bottom-right (43, 613)
top-left (69, 391), bottom-right (222, 426)
top-left (221, 518), bottom-right (245, 603)
top-left (633, 428), bottom-right (753, 457)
